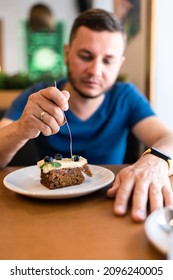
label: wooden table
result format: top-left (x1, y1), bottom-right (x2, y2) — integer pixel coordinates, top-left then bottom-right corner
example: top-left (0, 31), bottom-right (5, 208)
top-left (0, 165), bottom-right (165, 260)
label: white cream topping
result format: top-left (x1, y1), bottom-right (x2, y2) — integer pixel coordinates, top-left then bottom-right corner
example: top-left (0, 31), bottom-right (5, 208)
top-left (37, 156), bottom-right (87, 173)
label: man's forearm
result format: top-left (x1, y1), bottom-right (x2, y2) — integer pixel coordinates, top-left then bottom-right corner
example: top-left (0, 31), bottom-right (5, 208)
top-left (0, 121), bottom-right (28, 167)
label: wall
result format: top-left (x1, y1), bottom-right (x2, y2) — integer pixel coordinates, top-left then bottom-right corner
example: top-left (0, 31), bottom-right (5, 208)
top-left (154, 0), bottom-right (173, 130)
top-left (0, 0), bottom-right (146, 95)
top-left (0, 0), bottom-right (78, 74)
top-left (0, 0), bottom-right (113, 75)
top-left (117, 0), bottom-right (149, 95)
top-left (1, 0), bottom-right (173, 131)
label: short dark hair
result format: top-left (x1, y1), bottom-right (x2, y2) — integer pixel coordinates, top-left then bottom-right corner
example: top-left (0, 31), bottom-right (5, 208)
top-left (69, 8), bottom-right (126, 46)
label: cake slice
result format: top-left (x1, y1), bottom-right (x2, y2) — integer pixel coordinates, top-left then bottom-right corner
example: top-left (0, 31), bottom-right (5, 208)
top-left (37, 154), bottom-right (92, 189)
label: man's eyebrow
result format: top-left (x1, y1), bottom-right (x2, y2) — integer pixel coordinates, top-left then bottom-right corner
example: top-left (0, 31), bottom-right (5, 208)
top-left (105, 54), bottom-right (117, 59)
top-left (78, 49), bottom-right (92, 54)
top-left (78, 49), bottom-right (117, 59)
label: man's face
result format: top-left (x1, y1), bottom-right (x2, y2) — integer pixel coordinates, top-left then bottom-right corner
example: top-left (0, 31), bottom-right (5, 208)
top-left (64, 26), bottom-right (125, 99)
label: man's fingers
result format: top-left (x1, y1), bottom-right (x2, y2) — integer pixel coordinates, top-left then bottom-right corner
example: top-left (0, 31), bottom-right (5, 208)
top-left (162, 185), bottom-right (173, 206)
top-left (106, 174), bottom-right (120, 198)
top-left (149, 183), bottom-right (164, 213)
top-left (113, 180), bottom-right (134, 215)
top-left (62, 90), bottom-right (70, 101)
top-left (131, 181), bottom-right (149, 221)
top-left (39, 87), bottom-right (69, 111)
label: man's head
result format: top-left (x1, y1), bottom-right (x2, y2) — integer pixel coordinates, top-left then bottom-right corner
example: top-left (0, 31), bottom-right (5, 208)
top-left (64, 9), bottom-right (126, 99)
top-left (69, 8), bottom-right (126, 49)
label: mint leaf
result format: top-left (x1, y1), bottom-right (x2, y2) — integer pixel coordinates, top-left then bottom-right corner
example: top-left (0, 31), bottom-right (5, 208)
top-left (40, 161), bottom-right (61, 169)
top-left (51, 162), bottom-right (61, 168)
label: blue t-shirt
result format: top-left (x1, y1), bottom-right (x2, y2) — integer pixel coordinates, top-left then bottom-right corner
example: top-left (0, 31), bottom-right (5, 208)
top-left (5, 80), bottom-right (155, 164)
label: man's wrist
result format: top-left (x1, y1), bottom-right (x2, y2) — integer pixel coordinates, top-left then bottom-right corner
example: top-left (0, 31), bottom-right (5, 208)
top-left (141, 147), bottom-right (172, 170)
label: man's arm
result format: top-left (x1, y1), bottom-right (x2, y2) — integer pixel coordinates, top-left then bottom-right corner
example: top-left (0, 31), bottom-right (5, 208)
top-left (0, 118), bottom-right (28, 167)
top-left (107, 116), bottom-right (173, 222)
top-left (0, 87), bottom-right (70, 168)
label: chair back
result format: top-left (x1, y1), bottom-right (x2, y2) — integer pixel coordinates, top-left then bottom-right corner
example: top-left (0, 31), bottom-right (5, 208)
top-left (123, 132), bottom-right (141, 163)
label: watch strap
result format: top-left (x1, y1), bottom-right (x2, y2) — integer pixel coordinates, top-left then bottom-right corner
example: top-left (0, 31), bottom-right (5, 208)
top-left (141, 147), bottom-right (172, 170)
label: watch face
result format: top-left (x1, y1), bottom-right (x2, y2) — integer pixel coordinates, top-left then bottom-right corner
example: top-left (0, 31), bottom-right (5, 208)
top-left (32, 47), bottom-right (60, 70)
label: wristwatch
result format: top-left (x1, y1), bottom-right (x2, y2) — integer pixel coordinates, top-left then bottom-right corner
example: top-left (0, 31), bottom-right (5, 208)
top-left (141, 147), bottom-right (172, 170)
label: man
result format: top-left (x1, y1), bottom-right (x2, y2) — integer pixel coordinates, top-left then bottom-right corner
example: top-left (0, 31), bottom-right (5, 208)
top-left (0, 9), bottom-right (173, 222)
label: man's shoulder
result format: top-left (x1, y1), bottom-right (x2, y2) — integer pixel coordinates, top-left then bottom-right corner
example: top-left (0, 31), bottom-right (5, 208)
top-left (108, 81), bottom-right (140, 101)
top-left (112, 81), bottom-right (138, 92)
top-left (25, 81), bottom-right (52, 93)
top-left (20, 78), bottom-right (66, 96)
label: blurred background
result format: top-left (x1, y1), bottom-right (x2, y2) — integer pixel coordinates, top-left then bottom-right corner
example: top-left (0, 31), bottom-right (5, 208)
top-left (0, 0), bottom-right (173, 131)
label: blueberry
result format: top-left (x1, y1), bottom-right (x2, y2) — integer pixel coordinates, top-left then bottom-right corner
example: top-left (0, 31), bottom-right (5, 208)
top-left (73, 155), bottom-right (80, 162)
top-left (44, 156), bottom-right (54, 163)
top-left (55, 153), bottom-right (62, 160)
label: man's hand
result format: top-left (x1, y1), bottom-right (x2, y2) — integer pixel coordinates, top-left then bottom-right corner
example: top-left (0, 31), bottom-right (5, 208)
top-left (18, 87), bottom-right (70, 139)
top-left (107, 156), bottom-right (173, 222)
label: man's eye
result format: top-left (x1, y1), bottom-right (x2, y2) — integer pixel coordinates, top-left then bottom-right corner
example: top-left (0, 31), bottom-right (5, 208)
top-left (79, 55), bottom-right (92, 61)
top-left (103, 59), bottom-right (116, 65)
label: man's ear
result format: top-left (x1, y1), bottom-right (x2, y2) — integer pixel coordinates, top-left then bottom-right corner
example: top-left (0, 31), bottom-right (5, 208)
top-left (64, 44), bottom-right (69, 64)
top-left (121, 56), bottom-right (126, 67)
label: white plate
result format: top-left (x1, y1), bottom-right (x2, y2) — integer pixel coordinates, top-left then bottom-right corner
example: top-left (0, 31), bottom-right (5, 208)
top-left (144, 207), bottom-right (173, 254)
top-left (3, 165), bottom-right (115, 199)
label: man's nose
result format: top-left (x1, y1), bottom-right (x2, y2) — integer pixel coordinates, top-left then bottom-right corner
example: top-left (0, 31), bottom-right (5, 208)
top-left (87, 59), bottom-right (103, 76)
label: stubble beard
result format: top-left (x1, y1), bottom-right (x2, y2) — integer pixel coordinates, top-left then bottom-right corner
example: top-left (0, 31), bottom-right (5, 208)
top-left (68, 70), bottom-right (108, 100)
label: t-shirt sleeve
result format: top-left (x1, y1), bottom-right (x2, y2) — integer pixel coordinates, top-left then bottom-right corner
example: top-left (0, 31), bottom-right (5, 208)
top-left (124, 83), bottom-right (156, 128)
top-left (4, 82), bottom-right (49, 121)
